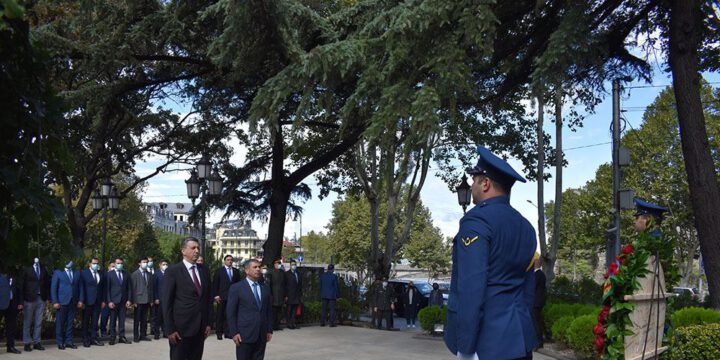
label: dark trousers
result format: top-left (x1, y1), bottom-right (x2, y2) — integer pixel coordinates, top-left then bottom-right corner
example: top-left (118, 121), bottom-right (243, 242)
top-left (133, 303), bottom-right (149, 339)
top-left (100, 305), bottom-right (110, 335)
top-left (235, 340), bottom-right (267, 360)
top-left (405, 304), bottom-right (418, 325)
top-left (215, 300), bottom-right (228, 336)
top-left (170, 332), bottom-right (205, 360)
top-left (376, 309), bottom-right (392, 329)
top-left (0, 306), bottom-right (18, 347)
top-left (271, 306), bottom-right (283, 329)
top-left (152, 302), bottom-right (164, 336)
top-left (109, 304), bottom-right (127, 337)
top-left (532, 306), bottom-right (544, 346)
top-left (286, 304), bottom-right (299, 328)
top-left (320, 299), bottom-right (336, 325)
top-left (82, 303), bottom-right (101, 342)
top-left (55, 304), bottom-right (77, 345)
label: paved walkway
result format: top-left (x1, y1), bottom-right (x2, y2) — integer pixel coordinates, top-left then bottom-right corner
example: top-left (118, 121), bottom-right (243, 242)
top-left (7, 325), bottom-right (554, 360)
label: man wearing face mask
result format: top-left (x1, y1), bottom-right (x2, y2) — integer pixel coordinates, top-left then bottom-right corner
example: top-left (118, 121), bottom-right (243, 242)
top-left (444, 147), bottom-right (537, 360)
top-left (403, 281), bottom-right (421, 328)
top-left (267, 259), bottom-right (286, 331)
top-left (79, 257), bottom-right (106, 347)
top-left (106, 258), bottom-right (133, 345)
top-left (0, 268), bottom-right (23, 354)
top-left (153, 260), bottom-right (168, 339)
top-left (147, 257), bottom-right (161, 339)
top-left (19, 257), bottom-right (50, 352)
top-left (284, 260), bottom-right (303, 329)
top-left (131, 257), bottom-right (154, 342)
top-left (100, 262), bottom-right (115, 337)
top-left (429, 283), bottom-right (444, 307)
top-left (212, 255), bottom-right (240, 340)
top-left (319, 264), bottom-right (340, 327)
top-left (373, 277), bottom-right (394, 330)
top-left (51, 260), bottom-right (84, 349)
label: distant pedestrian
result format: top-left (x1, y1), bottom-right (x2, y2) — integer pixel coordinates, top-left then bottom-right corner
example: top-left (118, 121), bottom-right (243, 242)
top-left (429, 283), bottom-right (444, 307)
top-left (51, 260), bottom-right (83, 349)
top-left (373, 278), bottom-right (394, 330)
top-left (79, 257), bottom-right (105, 347)
top-left (0, 270), bottom-right (22, 354)
top-left (403, 281), bottom-right (420, 328)
top-left (226, 259), bottom-right (273, 360)
top-left (162, 237), bottom-right (212, 360)
top-left (533, 258), bottom-right (547, 349)
top-left (319, 264), bottom-right (339, 327)
top-left (267, 259), bottom-right (286, 331)
top-left (284, 260), bottom-right (303, 329)
top-left (212, 255), bottom-right (240, 340)
top-left (131, 257), bottom-right (154, 342)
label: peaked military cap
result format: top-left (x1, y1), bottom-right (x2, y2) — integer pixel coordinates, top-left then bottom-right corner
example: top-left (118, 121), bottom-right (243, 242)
top-left (466, 146), bottom-right (526, 189)
top-left (633, 198), bottom-right (668, 218)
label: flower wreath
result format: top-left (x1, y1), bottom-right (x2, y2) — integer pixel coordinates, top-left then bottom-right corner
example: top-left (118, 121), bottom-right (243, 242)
top-left (594, 232), bottom-right (659, 359)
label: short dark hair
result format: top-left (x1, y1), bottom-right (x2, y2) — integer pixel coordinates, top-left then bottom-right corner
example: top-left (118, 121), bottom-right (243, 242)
top-left (138, 257), bottom-right (148, 264)
top-left (272, 259), bottom-right (281, 265)
top-left (181, 237), bottom-right (199, 249)
top-left (328, 264), bottom-right (334, 270)
top-left (290, 259), bottom-right (297, 264)
top-left (115, 257), bottom-right (124, 263)
top-left (90, 257), bottom-right (99, 262)
top-left (244, 259), bottom-right (261, 269)
top-left (224, 255), bottom-right (233, 261)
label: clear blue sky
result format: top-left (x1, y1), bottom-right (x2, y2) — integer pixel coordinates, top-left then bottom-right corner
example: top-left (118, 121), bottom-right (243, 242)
top-left (136, 71), bottom-right (719, 249)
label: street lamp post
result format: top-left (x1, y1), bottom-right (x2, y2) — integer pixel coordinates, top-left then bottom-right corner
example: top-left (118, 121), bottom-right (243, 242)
top-left (456, 174), bottom-right (472, 214)
top-left (92, 179), bottom-right (120, 266)
top-left (186, 156), bottom-right (223, 257)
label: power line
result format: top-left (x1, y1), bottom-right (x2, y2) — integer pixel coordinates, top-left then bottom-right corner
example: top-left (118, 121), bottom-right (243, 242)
top-left (625, 81), bottom-right (720, 89)
top-left (565, 142), bottom-right (612, 151)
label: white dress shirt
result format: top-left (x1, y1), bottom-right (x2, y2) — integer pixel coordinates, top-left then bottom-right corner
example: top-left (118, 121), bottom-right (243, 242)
top-left (182, 259), bottom-right (201, 286)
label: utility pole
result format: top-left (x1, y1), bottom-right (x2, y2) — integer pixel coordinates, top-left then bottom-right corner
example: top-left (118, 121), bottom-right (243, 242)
top-left (609, 79), bottom-right (622, 266)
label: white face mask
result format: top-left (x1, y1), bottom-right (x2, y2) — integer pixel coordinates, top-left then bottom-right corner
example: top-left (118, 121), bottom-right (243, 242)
top-left (90, 264), bottom-right (99, 271)
top-left (274, 264), bottom-right (280, 270)
top-left (160, 265), bottom-right (168, 271)
top-left (140, 262), bottom-right (148, 269)
top-left (34, 258), bottom-right (40, 264)
top-left (290, 265), bottom-right (297, 271)
top-left (147, 261), bottom-right (154, 268)
top-left (261, 269), bottom-right (268, 275)
top-left (382, 281), bottom-right (388, 287)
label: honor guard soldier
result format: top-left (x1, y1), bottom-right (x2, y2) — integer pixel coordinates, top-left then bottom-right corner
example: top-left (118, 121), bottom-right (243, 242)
top-left (444, 146), bottom-right (538, 360)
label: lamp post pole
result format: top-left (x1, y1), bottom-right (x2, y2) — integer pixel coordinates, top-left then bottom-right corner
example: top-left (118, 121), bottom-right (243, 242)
top-left (186, 156), bottom-right (223, 258)
top-left (94, 179), bottom-right (119, 266)
top-left (456, 174), bottom-right (472, 214)
top-left (102, 205), bottom-right (107, 266)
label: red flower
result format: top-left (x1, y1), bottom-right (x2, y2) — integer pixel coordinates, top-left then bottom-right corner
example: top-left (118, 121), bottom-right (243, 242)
top-left (595, 336), bottom-right (605, 354)
top-left (622, 243), bottom-right (634, 255)
top-left (608, 261), bottom-right (618, 276)
top-left (597, 305), bottom-right (610, 322)
top-left (594, 323), bottom-right (605, 336)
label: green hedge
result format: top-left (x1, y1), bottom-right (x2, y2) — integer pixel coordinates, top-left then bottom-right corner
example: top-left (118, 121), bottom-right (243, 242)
top-left (565, 315), bottom-right (596, 359)
top-left (543, 303), bottom-right (575, 332)
top-left (671, 307), bottom-right (720, 328)
top-left (668, 323), bottom-right (720, 360)
top-left (418, 305), bottom-right (447, 332)
top-left (551, 316), bottom-right (575, 344)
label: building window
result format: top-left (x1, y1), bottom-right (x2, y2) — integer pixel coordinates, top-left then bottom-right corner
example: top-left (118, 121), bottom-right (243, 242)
top-left (174, 215), bottom-right (177, 221)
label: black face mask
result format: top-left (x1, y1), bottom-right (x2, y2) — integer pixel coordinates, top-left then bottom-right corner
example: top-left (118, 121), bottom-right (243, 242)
top-left (433, 286), bottom-right (439, 290)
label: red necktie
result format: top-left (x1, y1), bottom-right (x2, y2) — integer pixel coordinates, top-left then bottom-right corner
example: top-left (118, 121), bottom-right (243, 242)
top-left (190, 266), bottom-right (201, 295)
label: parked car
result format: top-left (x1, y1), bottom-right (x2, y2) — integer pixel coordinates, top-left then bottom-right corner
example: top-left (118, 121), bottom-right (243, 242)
top-left (672, 287), bottom-right (700, 299)
top-left (387, 278), bottom-right (434, 317)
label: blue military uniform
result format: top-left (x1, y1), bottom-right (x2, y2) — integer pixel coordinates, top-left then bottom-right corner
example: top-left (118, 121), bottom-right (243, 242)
top-left (444, 147), bottom-right (538, 359)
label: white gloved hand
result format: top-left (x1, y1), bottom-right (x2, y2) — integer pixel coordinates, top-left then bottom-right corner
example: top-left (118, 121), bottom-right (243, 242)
top-left (457, 352), bottom-right (479, 360)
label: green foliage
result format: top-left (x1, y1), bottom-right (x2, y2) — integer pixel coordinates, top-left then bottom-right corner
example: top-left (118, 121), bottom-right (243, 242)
top-left (552, 315), bottom-right (575, 344)
top-left (301, 231), bottom-right (333, 264)
top-left (543, 303), bottom-right (576, 332)
top-left (548, 276), bottom-right (601, 305)
top-left (156, 229), bottom-right (184, 264)
top-left (668, 291), bottom-right (703, 314)
top-left (566, 315), bottom-right (596, 359)
top-left (132, 224), bottom-right (162, 267)
top-left (300, 301), bottom-right (322, 323)
top-left (668, 323), bottom-right (720, 360)
top-left (418, 305), bottom-right (447, 333)
top-left (671, 307), bottom-right (720, 328)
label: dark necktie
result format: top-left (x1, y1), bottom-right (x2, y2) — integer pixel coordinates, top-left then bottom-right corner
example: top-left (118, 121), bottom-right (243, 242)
top-left (252, 282), bottom-right (261, 309)
top-left (190, 266), bottom-right (201, 295)
top-left (294, 271), bottom-right (298, 283)
top-left (93, 271), bottom-right (99, 284)
top-left (34, 265), bottom-right (40, 279)
top-left (118, 271), bottom-right (123, 283)
top-left (143, 271), bottom-right (147, 284)
top-left (227, 267), bottom-right (232, 281)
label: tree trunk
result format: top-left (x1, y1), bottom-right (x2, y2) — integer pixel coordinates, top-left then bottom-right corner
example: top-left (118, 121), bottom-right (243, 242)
top-left (536, 93), bottom-right (549, 276)
top-left (549, 86), bottom-right (563, 284)
top-left (668, 0), bottom-right (720, 309)
top-left (262, 187), bottom-right (290, 265)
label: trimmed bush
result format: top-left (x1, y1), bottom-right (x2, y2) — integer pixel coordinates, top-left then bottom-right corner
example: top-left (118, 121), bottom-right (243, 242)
top-left (577, 277), bottom-right (602, 305)
top-left (418, 305), bottom-right (447, 332)
top-left (551, 315), bottom-right (575, 344)
top-left (668, 323), bottom-right (720, 360)
top-left (543, 303), bottom-right (575, 332)
top-left (570, 303), bottom-right (599, 317)
top-left (565, 314), bottom-right (596, 358)
top-left (301, 301), bottom-right (321, 323)
top-left (671, 306), bottom-right (720, 328)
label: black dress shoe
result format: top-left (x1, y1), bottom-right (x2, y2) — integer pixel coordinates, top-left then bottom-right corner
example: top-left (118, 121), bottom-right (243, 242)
top-left (118, 336), bottom-right (130, 344)
top-left (58, 345), bottom-right (66, 350)
top-left (217, 335), bottom-right (223, 340)
top-left (109, 338), bottom-right (116, 345)
top-left (140, 336), bottom-right (151, 342)
top-left (154, 334), bottom-right (160, 340)
top-left (66, 343), bottom-right (77, 349)
top-left (92, 340), bottom-right (104, 346)
top-left (23, 345), bottom-right (32, 352)
top-left (7, 347), bottom-right (21, 354)
top-left (320, 323), bottom-right (326, 327)
top-left (330, 324), bottom-right (337, 327)
top-left (134, 337), bottom-right (140, 343)
top-left (33, 344), bottom-right (45, 351)
top-left (83, 342), bottom-right (91, 348)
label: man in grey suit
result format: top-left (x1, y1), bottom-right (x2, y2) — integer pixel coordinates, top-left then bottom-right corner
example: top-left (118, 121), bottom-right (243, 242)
top-left (131, 257), bottom-right (154, 342)
top-left (227, 259), bottom-right (273, 360)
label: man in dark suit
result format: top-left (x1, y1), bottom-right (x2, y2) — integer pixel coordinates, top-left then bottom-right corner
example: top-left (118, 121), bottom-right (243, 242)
top-left (284, 259), bottom-right (302, 329)
top-left (100, 261), bottom-right (115, 337)
top-left (267, 259), bottom-right (286, 331)
top-left (373, 278), bottom-right (394, 330)
top-left (153, 260), bottom-right (168, 339)
top-left (212, 255), bottom-right (240, 340)
top-left (319, 264), bottom-right (339, 327)
top-left (162, 238), bottom-right (212, 360)
top-left (106, 258), bottom-right (133, 345)
top-left (533, 258), bottom-right (547, 349)
top-left (19, 258), bottom-right (50, 352)
top-left (1, 270), bottom-right (23, 354)
top-left (51, 261), bottom-right (84, 349)
top-left (227, 259), bottom-right (273, 360)
top-left (79, 257), bottom-right (106, 347)
top-left (131, 257), bottom-right (154, 342)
